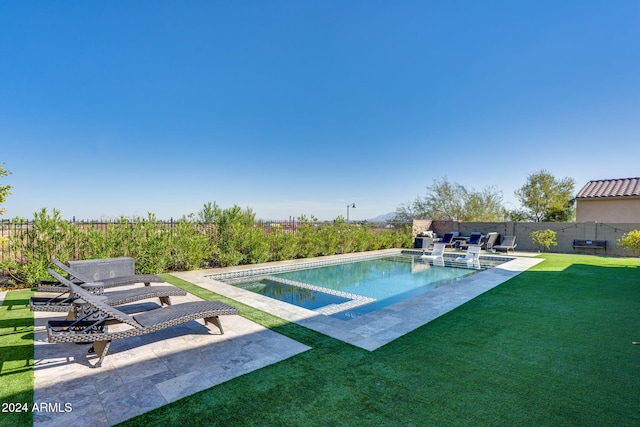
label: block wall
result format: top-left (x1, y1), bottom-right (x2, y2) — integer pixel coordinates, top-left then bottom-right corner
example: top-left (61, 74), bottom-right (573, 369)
top-left (415, 220), bottom-right (640, 255)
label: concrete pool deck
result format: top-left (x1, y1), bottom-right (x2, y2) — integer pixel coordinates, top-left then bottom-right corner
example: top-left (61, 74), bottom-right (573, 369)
top-left (173, 249), bottom-right (544, 351)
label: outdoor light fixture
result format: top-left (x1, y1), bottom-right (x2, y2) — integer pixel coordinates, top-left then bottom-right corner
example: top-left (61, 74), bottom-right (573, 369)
top-left (346, 203), bottom-right (356, 222)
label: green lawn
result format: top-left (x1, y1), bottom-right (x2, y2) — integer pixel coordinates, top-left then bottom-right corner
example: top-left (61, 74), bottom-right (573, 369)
top-left (0, 289), bottom-right (34, 427)
top-left (1, 254), bottom-right (639, 426)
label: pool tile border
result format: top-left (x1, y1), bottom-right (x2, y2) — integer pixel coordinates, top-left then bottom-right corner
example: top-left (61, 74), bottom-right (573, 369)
top-left (207, 252), bottom-right (395, 281)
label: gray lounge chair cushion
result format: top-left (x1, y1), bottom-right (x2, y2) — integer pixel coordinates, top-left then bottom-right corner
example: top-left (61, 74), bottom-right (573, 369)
top-left (134, 301), bottom-right (239, 328)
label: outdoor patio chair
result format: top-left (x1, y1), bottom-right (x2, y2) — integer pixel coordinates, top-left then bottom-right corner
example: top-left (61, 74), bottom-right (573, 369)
top-left (494, 236), bottom-right (517, 253)
top-left (431, 257), bottom-right (445, 267)
top-left (46, 279), bottom-right (239, 368)
top-left (454, 246), bottom-right (481, 268)
top-left (459, 232), bottom-right (484, 250)
top-left (30, 269), bottom-right (187, 313)
top-left (420, 243), bottom-right (446, 261)
top-left (481, 232), bottom-right (499, 251)
top-left (440, 232), bottom-right (459, 249)
top-left (38, 259), bottom-right (165, 293)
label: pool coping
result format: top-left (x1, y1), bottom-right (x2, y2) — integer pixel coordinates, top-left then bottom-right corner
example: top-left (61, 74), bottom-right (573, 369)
top-left (172, 249), bottom-right (544, 351)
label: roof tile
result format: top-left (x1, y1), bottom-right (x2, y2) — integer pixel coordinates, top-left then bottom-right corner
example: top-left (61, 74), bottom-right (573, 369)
top-left (576, 177), bottom-right (640, 198)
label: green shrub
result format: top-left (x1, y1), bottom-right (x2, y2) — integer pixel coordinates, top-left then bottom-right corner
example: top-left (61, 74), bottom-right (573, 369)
top-left (1, 204), bottom-right (413, 286)
top-left (295, 215), bottom-right (318, 258)
top-left (267, 225), bottom-right (297, 261)
top-left (530, 229), bottom-right (558, 252)
top-left (618, 230), bottom-right (640, 256)
top-left (134, 218), bottom-right (172, 274)
top-left (317, 222), bottom-right (340, 256)
top-left (167, 217), bottom-right (209, 270)
top-left (212, 205), bottom-right (270, 266)
top-left (4, 208), bottom-right (76, 285)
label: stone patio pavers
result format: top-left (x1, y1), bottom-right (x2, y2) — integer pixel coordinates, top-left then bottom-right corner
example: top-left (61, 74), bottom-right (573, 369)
top-left (33, 289), bottom-right (310, 426)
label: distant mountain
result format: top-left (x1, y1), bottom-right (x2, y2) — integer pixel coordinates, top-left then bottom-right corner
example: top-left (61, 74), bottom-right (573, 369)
top-left (367, 212), bottom-right (396, 223)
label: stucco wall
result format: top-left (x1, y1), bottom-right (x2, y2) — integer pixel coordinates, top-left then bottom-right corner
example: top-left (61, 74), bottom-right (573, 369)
top-left (576, 198), bottom-right (640, 222)
top-left (412, 219), bottom-right (432, 237)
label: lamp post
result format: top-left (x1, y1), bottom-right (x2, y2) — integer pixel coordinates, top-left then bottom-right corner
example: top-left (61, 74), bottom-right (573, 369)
top-left (346, 203), bottom-right (356, 222)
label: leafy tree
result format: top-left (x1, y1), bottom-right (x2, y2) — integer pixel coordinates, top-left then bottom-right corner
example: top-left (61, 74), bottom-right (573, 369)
top-left (464, 186), bottom-right (507, 222)
top-left (395, 177), bottom-right (505, 222)
top-left (506, 208), bottom-right (529, 222)
top-left (0, 163), bottom-right (11, 216)
top-left (514, 170), bottom-right (575, 222)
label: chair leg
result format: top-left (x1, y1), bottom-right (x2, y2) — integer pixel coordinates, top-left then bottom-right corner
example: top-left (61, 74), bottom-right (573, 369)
top-left (92, 340), bottom-right (112, 368)
top-left (204, 316), bottom-right (224, 334)
top-left (159, 296), bottom-right (171, 306)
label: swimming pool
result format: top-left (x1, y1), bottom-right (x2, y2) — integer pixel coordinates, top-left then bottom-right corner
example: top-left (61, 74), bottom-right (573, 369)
top-left (183, 250), bottom-right (541, 350)
top-left (215, 253), bottom-right (509, 320)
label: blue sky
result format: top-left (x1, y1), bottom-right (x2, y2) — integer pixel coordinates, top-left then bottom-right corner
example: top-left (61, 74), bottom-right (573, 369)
top-left (1, 1), bottom-right (639, 221)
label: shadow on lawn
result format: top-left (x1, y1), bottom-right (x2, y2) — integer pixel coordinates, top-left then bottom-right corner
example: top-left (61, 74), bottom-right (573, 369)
top-left (0, 296), bottom-right (31, 310)
top-left (0, 317), bottom-right (34, 331)
top-left (0, 343), bottom-right (34, 374)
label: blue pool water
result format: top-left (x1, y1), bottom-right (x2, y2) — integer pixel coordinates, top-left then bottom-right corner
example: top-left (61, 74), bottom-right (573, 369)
top-left (225, 254), bottom-right (506, 320)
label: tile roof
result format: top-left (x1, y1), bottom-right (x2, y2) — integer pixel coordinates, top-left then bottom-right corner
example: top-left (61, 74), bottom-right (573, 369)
top-left (576, 177), bottom-right (640, 198)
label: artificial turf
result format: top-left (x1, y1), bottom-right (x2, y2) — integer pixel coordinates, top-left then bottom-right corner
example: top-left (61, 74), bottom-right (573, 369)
top-left (120, 254), bottom-right (640, 426)
top-left (0, 289), bottom-right (34, 427)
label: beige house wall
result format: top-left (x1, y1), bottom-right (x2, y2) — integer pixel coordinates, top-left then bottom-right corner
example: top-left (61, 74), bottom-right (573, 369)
top-left (576, 198), bottom-right (640, 222)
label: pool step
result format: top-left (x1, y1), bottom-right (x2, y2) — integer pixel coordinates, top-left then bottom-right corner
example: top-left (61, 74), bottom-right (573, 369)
top-left (264, 276), bottom-right (376, 315)
top-left (315, 298), bottom-right (377, 316)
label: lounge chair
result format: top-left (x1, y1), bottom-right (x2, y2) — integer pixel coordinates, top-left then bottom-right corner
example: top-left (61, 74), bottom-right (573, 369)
top-left (481, 232), bottom-right (499, 251)
top-left (46, 280), bottom-right (239, 368)
top-left (432, 257), bottom-right (445, 267)
top-left (38, 259), bottom-right (165, 293)
top-left (454, 246), bottom-right (481, 268)
top-left (494, 236), bottom-right (517, 253)
top-left (440, 232), bottom-right (459, 249)
top-left (30, 269), bottom-right (187, 313)
top-left (459, 232), bottom-right (484, 250)
top-left (420, 243), bottom-right (446, 261)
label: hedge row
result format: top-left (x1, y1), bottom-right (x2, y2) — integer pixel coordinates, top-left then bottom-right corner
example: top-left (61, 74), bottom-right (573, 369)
top-left (1, 207), bottom-right (412, 286)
